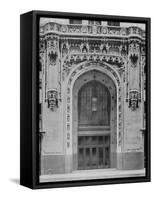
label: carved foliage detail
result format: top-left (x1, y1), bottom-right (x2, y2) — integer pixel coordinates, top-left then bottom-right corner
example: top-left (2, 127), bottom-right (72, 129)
top-left (47, 38), bottom-right (58, 66)
top-left (48, 51), bottom-right (58, 66)
top-left (130, 54), bottom-right (138, 67)
top-left (62, 55), bottom-right (124, 81)
top-left (129, 42), bottom-right (140, 68)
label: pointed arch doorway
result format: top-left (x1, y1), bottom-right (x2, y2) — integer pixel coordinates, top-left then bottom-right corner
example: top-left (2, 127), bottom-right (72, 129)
top-left (78, 80), bottom-right (110, 169)
top-left (72, 70), bottom-right (117, 171)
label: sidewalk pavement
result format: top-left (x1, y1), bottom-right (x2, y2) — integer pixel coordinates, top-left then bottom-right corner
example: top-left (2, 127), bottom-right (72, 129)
top-left (40, 168), bottom-right (145, 183)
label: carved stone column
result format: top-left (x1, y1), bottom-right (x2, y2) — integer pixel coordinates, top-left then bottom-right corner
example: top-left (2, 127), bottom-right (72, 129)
top-left (121, 38), bottom-right (144, 170)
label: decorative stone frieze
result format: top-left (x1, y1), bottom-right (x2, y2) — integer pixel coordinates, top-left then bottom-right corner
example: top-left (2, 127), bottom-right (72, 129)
top-left (40, 23), bottom-right (145, 38)
top-left (62, 54), bottom-right (125, 81)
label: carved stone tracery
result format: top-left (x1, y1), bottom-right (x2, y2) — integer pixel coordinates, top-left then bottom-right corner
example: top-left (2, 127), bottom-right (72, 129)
top-left (39, 23), bottom-right (145, 115)
top-left (129, 41), bottom-right (140, 68)
top-left (47, 36), bottom-right (58, 66)
top-left (60, 40), bottom-right (128, 58)
top-left (62, 54), bottom-right (125, 81)
top-left (65, 61), bottom-right (122, 149)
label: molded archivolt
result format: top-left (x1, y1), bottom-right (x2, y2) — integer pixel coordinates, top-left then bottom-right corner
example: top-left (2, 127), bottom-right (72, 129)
top-left (62, 61), bottom-right (123, 172)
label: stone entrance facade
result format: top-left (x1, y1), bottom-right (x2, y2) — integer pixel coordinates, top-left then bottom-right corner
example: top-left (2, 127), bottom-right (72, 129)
top-left (39, 18), bottom-right (146, 175)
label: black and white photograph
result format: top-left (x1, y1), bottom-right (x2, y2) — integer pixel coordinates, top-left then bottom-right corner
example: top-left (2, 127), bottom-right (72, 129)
top-left (0, 0), bottom-right (153, 197)
top-left (38, 15), bottom-right (149, 184)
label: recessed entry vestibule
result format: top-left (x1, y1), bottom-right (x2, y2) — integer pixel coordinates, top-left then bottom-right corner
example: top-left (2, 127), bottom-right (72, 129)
top-left (72, 69), bottom-right (117, 171)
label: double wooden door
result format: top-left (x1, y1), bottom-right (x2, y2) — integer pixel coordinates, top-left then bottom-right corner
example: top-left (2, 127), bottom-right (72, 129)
top-left (78, 80), bottom-right (111, 170)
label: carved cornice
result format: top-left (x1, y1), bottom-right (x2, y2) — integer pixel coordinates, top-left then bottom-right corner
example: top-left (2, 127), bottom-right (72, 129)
top-left (40, 23), bottom-right (145, 39)
top-left (39, 35), bottom-right (145, 59)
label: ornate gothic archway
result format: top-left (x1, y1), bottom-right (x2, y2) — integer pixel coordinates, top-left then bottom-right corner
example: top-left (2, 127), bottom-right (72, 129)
top-left (63, 61), bottom-right (123, 172)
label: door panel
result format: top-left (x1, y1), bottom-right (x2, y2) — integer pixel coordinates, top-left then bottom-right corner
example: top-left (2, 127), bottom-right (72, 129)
top-left (98, 147), bottom-right (104, 167)
top-left (85, 148), bottom-right (91, 167)
top-left (78, 136), bottom-right (110, 169)
top-left (91, 147), bottom-right (97, 167)
top-left (78, 81), bottom-right (110, 126)
top-left (78, 148), bottom-right (84, 168)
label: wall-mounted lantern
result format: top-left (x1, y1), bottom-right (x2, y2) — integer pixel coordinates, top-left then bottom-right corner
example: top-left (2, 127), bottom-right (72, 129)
top-left (92, 96), bottom-right (98, 112)
top-left (129, 90), bottom-right (139, 111)
top-left (47, 89), bottom-right (58, 111)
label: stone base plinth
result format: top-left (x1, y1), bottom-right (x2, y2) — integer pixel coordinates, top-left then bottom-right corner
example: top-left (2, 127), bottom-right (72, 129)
top-left (41, 154), bottom-right (65, 175)
top-left (117, 152), bottom-right (144, 170)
